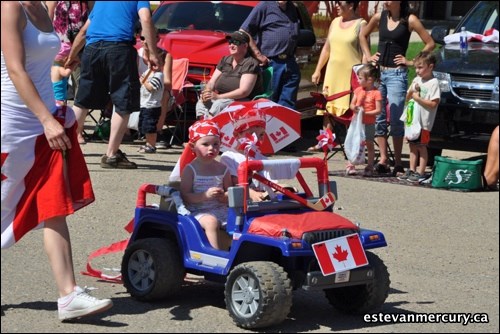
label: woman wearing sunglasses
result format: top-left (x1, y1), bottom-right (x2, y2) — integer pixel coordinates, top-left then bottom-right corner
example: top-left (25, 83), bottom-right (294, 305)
top-left (196, 31), bottom-right (263, 119)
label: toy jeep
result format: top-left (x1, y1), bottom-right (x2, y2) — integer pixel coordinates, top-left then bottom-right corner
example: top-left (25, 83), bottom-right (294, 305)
top-left (121, 157), bottom-right (390, 329)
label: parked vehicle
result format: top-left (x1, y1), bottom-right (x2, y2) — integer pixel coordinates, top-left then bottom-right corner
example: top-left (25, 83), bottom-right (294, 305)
top-left (121, 157), bottom-right (390, 329)
top-left (429, 1), bottom-right (499, 160)
top-left (151, 1), bottom-right (317, 111)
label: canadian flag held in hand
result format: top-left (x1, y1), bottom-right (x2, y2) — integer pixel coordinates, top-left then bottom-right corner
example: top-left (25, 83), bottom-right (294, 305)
top-left (312, 233), bottom-right (368, 276)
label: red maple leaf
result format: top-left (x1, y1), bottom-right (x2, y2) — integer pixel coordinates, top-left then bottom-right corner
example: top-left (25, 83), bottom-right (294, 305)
top-left (333, 244), bottom-right (349, 262)
top-left (1, 152), bottom-right (8, 182)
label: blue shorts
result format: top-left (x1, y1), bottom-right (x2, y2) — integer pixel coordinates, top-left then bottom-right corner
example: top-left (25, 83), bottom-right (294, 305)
top-left (75, 41), bottom-right (140, 115)
top-left (139, 107), bottom-right (162, 134)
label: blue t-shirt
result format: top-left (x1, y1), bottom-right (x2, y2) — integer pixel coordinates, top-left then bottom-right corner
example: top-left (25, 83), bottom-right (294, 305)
top-left (86, 1), bottom-right (150, 45)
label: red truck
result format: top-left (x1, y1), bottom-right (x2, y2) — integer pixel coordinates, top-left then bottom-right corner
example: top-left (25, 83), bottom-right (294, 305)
top-left (151, 1), bottom-right (317, 112)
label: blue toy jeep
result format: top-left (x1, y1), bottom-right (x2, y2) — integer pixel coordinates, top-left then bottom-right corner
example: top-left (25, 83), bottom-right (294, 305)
top-left (121, 157), bottom-right (390, 329)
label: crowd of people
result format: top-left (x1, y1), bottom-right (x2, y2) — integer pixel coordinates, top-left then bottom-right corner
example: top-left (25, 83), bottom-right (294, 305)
top-left (1, 0), bottom-right (498, 324)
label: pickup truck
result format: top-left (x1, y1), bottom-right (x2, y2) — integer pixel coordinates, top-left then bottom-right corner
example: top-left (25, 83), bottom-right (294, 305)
top-left (429, 1), bottom-right (499, 160)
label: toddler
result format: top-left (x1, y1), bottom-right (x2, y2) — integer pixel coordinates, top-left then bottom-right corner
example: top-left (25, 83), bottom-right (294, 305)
top-left (180, 120), bottom-right (232, 250)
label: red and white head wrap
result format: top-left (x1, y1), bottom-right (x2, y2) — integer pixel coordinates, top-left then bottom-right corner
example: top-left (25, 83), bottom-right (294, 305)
top-left (232, 108), bottom-right (266, 136)
top-left (188, 120), bottom-right (220, 143)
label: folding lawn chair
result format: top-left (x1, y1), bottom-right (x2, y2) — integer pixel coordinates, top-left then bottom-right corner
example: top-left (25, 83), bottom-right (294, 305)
top-left (84, 98), bottom-right (113, 142)
top-left (163, 58), bottom-right (193, 146)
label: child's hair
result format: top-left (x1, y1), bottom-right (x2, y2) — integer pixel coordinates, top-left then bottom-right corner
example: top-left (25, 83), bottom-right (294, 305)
top-left (357, 63), bottom-right (380, 82)
top-left (413, 51), bottom-right (437, 66)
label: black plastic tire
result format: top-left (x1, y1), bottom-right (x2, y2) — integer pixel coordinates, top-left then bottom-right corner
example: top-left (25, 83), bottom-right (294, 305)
top-left (325, 251), bottom-right (390, 314)
top-left (121, 238), bottom-right (184, 301)
top-left (225, 261), bottom-right (292, 329)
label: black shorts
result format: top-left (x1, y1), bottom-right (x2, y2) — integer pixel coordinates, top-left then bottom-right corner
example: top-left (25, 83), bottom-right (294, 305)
top-left (75, 41), bottom-right (140, 116)
top-left (139, 107), bottom-right (162, 134)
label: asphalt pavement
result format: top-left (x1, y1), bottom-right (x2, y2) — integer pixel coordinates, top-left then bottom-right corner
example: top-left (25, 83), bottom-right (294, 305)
top-left (1, 122), bottom-right (498, 332)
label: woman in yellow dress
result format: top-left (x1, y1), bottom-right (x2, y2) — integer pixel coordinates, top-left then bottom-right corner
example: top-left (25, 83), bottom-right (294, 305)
top-left (311, 1), bottom-right (366, 122)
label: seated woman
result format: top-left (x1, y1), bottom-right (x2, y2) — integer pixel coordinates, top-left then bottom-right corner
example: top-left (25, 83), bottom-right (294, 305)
top-left (196, 31), bottom-right (263, 119)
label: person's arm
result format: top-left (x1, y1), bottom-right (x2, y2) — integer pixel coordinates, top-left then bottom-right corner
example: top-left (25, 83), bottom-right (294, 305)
top-left (138, 7), bottom-right (162, 70)
top-left (65, 19), bottom-right (90, 70)
top-left (367, 98), bottom-right (382, 117)
top-left (359, 13), bottom-right (381, 64)
top-left (394, 15), bottom-right (435, 67)
top-left (46, 1), bottom-right (56, 21)
top-left (350, 91), bottom-right (359, 112)
top-left (1, 2), bottom-right (71, 151)
top-left (311, 20), bottom-right (334, 85)
top-left (239, 29), bottom-right (268, 66)
top-left (157, 53), bottom-right (173, 132)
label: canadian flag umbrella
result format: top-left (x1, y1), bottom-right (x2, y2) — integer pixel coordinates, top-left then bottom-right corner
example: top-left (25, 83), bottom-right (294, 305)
top-left (211, 99), bottom-right (301, 154)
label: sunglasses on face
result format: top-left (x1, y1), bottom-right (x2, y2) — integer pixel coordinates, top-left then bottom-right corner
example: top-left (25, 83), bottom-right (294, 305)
top-left (228, 39), bottom-right (243, 46)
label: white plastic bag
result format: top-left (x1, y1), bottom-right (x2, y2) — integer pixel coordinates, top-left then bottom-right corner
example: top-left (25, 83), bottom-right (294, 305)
top-left (128, 111), bottom-right (140, 131)
top-left (344, 110), bottom-right (366, 165)
top-left (400, 99), bottom-right (421, 141)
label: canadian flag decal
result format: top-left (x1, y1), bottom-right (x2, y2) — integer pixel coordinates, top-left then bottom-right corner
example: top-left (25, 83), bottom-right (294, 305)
top-left (312, 233), bottom-right (368, 276)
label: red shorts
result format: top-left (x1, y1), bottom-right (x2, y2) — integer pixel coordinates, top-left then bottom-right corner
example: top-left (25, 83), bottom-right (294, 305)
top-left (409, 129), bottom-right (430, 145)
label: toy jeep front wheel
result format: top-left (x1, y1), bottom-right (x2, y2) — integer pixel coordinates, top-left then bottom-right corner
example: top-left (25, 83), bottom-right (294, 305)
top-left (121, 238), bottom-right (185, 301)
top-left (324, 251), bottom-right (390, 314)
top-left (225, 261), bottom-right (292, 329)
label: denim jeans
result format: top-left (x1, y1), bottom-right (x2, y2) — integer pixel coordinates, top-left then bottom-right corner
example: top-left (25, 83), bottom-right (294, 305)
top-left (376, 68), bottom-right (408, 137)
top-left (270, 59), bottom-right (300, 109)
top-left (76, 41), bottom-right (140, 114)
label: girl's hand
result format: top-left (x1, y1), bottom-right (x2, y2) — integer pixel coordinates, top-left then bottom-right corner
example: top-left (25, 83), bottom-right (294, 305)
top-left (368, 52), bottom-right (380, 64)
top-left (206, 187), bottom-right (224, 199)
top-left (42, 117), bottom-right (71, 151)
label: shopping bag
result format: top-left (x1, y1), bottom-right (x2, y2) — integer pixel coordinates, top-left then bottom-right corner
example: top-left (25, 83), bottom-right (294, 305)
top-left (344, 110), bottom-right (365, 165)
top-left (431, 156), bottom-right (483, 191)
top-left (128, 111), bottom-right (140, 131)
top-left (400, 99), bottom-right (421, 141)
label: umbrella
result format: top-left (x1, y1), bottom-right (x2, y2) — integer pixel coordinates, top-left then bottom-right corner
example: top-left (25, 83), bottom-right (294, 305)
top-left (211, 99), bottom-right (301, 154)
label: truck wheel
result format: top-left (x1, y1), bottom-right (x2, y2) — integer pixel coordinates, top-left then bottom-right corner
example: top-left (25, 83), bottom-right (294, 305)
top-left (325, 251), bottom-right (390, 314)
top-left (121, 238), bottom-right (184, 301)
top-left (225, 261), bottom-right (292, 329)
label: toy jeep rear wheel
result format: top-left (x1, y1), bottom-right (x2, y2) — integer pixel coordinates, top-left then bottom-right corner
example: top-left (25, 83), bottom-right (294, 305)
top-left (325, 251), bottom-right (390, 314)
top-left (121, 237), bottom-right (184, 301)
top-left (225, 261), bottom-right (292, 329)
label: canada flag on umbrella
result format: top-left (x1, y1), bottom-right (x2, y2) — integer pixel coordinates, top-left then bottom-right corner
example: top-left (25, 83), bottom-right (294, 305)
top-left (312, 233), bottom-right (368, 276)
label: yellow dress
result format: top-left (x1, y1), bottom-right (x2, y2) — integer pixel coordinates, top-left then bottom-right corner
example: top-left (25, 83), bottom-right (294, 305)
top-left (317, 17), bottom-right (365, 117)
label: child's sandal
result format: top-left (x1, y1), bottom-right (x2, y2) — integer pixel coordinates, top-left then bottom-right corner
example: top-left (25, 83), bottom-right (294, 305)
top-left (138, 145), bottom-right (157, 153)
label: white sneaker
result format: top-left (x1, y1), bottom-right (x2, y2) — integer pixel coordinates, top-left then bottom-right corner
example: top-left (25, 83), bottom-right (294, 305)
top-left (58, 286), bottom-right (113, 321)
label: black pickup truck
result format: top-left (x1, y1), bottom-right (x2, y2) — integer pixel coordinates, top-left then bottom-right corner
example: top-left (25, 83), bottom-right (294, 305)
top-left (429, 1), bottom-right (499, 160)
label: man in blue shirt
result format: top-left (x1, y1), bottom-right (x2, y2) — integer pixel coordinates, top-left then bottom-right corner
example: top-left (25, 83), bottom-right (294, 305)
top-left (67, 1), bottom-right (162, 169)
top-left (240, 1), bottom-right (300, 110)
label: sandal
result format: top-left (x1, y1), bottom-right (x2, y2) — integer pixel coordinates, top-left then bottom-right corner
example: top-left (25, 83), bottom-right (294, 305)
top-left (138, 144), bottom-right (157, 154)
top-left (307, 145), bottom-right (321, 152)
top-left (345, 164), bottom-right (357, 176)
